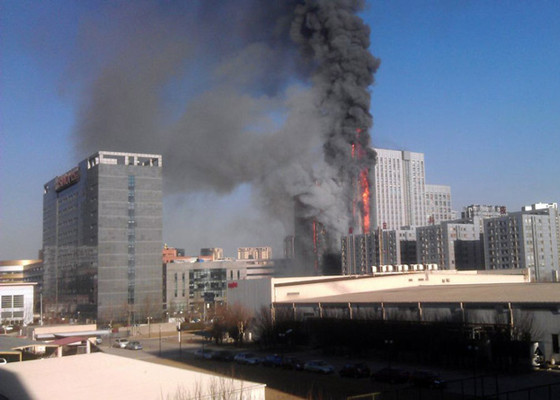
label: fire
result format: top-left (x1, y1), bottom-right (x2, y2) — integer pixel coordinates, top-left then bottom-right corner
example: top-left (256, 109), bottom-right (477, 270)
top-left (360, 168), bottom-right (370, 233)
top-left (351, 128), bottom-right (371, 234)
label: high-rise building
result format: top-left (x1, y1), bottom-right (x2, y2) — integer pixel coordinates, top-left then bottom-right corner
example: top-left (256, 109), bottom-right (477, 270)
top-left (425, 184), bottom-right (453, 225)
top-left (42, 151), bottom-right (163, 322)
top-left (237, 247), bottom-right (272, 261)
top-left (341, 233), bottom-right (376, 275)
top-left (293, 198), bottom-right (328, 275)
top-left (341, 228), bottom-right (415, 274)
top-left (484, 203), bottom-right (559, 281)
top-left (199, 248), bottom-right (224, 261)
top-left (416, 221), bottom-right (483, 270)
top-left (462, 205), bottom-right (507, 220)
top-left (372, 148), bottom-right (426, 230)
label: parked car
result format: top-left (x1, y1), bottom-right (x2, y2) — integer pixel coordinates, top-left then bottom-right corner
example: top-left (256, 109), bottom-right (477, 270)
top-left (303, 360), bottom-right (335, 374)
top-left (339, 363), bottom-right (371, 378)
top-left (262, 354), bottom-right (283, 367)
top-left (125, 341), bottom-right (143, 350)
top-left (409, 370), bottom-right (446, 388)
top-left (194, 348), bottom-right (214, 359)
top-left (233, 352), bottom-right (261, 365)
top-left (371, 367), bottom-right (410, 384)
top-left (281, 357), bottom-right (304, 370)
top-left (112, 338), bottom-right (129, 348)
top-left (211, 350), bottom-right (235, 362)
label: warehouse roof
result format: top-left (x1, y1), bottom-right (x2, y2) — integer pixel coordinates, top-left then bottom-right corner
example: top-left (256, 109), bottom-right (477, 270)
top-left (0, 352), bottom-right (266, 400)
top-left (283, 283), bottom-right (560, 306)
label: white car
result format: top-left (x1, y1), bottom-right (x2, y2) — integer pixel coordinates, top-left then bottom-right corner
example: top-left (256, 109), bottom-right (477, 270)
top-left (112, 338), bottom-right (129, 348)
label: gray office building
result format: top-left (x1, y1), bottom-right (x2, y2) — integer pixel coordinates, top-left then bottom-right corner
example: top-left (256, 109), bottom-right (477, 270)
top-left (42, 151), bottom-right (163, 322)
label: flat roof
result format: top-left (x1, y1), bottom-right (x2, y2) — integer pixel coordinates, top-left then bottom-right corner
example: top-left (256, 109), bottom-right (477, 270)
top-left (0, 336), bottom-right (44, 352)
top-left (0, 352), bottom-right (265, 400)
top-left (281, 283), bottom-right (560, 305)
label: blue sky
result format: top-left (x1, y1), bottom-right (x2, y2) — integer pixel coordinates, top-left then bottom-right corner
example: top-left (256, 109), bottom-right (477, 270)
top-left (1, 1), bottom-right (559, 260)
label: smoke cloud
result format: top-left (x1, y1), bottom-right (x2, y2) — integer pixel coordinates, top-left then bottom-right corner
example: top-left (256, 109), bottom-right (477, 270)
top-left (72, 0), bottom-right (379, 257)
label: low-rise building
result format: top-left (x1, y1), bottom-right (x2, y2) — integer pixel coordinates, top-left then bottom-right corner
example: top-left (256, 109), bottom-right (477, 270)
top-left (164, 258), bottom-right (281, 320)
top-left (0, 283), bottom-right (35, 326)
top-left (0, 260), bottom-right (43, 310)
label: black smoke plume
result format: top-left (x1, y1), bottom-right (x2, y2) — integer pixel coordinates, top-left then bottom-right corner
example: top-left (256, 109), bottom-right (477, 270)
top-left (71, 0), bottom-right (380, 260)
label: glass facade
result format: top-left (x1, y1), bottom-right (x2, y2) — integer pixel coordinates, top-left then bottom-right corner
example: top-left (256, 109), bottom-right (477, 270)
top-left (188, 269), bottom-right (227, 302)
top-left (42, 152), bottom-right (163, 322)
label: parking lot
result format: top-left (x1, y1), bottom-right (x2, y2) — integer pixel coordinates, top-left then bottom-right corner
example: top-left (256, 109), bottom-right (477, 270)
top-left (101, 332), bottom-right (560, 400)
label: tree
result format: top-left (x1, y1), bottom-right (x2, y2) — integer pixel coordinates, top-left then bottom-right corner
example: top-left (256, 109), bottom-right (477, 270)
top-left (209, 302), bottom-right (253, 345)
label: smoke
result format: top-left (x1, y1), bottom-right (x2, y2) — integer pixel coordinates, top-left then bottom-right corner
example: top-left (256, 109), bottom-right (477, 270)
top-left (71, 0), bottom-right (379, 256)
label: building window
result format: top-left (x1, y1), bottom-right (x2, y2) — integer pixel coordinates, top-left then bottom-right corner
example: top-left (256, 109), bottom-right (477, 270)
top-left (13, 295), bottom-right (24, 308)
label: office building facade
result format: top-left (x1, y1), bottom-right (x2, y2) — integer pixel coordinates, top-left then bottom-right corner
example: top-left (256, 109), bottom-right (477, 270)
top-left (42, 151), bottom-right (163, 322)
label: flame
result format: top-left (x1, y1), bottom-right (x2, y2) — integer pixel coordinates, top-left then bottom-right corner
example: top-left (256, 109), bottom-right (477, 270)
top-left (360, 168), bottom-right (370, 233)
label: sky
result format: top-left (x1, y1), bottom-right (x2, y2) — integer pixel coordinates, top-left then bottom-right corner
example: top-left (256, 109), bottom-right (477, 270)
top-left (1, 1), bottom-right (559, 260)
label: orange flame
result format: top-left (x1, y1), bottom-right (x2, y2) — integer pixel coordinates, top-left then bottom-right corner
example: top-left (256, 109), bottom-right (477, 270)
top-left (360, 168), bottom-right (370, 233)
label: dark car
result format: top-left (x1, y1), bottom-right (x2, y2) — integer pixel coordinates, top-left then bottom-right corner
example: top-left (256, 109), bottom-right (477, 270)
top-left (233, 352), bottom-right (261, 365)
top-left (339, 363), bottom-right (371, 378)
top-left (211, 350), bottom-right (235, 362)
top-left (194, 348), bottom-right (214, 359)
top-left (262, 354), bottom-right (283, 367)
top-left (125, 341), bottom-right (142, 350)
top-left (409, 370), bottom-right (446, 388)
top-left (304, 360), bottom-right (335, 374)
top-left (281, 357), bottom-right (304, 370)
top-left (371, 367), bottom-right (410, 384)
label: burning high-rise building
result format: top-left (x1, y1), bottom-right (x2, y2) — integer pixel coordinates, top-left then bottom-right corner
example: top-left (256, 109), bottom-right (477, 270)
top-left (71, 1), bottom-right (380, 271)
top-left (293, 197), bottom-right (329, 275)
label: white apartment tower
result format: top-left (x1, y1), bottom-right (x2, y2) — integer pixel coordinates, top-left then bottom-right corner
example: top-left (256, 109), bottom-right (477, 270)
top-left (372, 148), bottom-right (426, 230)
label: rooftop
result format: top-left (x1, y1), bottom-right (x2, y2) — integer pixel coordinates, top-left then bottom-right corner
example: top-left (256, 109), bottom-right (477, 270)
top-left (0, 352), bottom-right (265, 400)
top-left (285, 282), bottom-right (560, 306)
